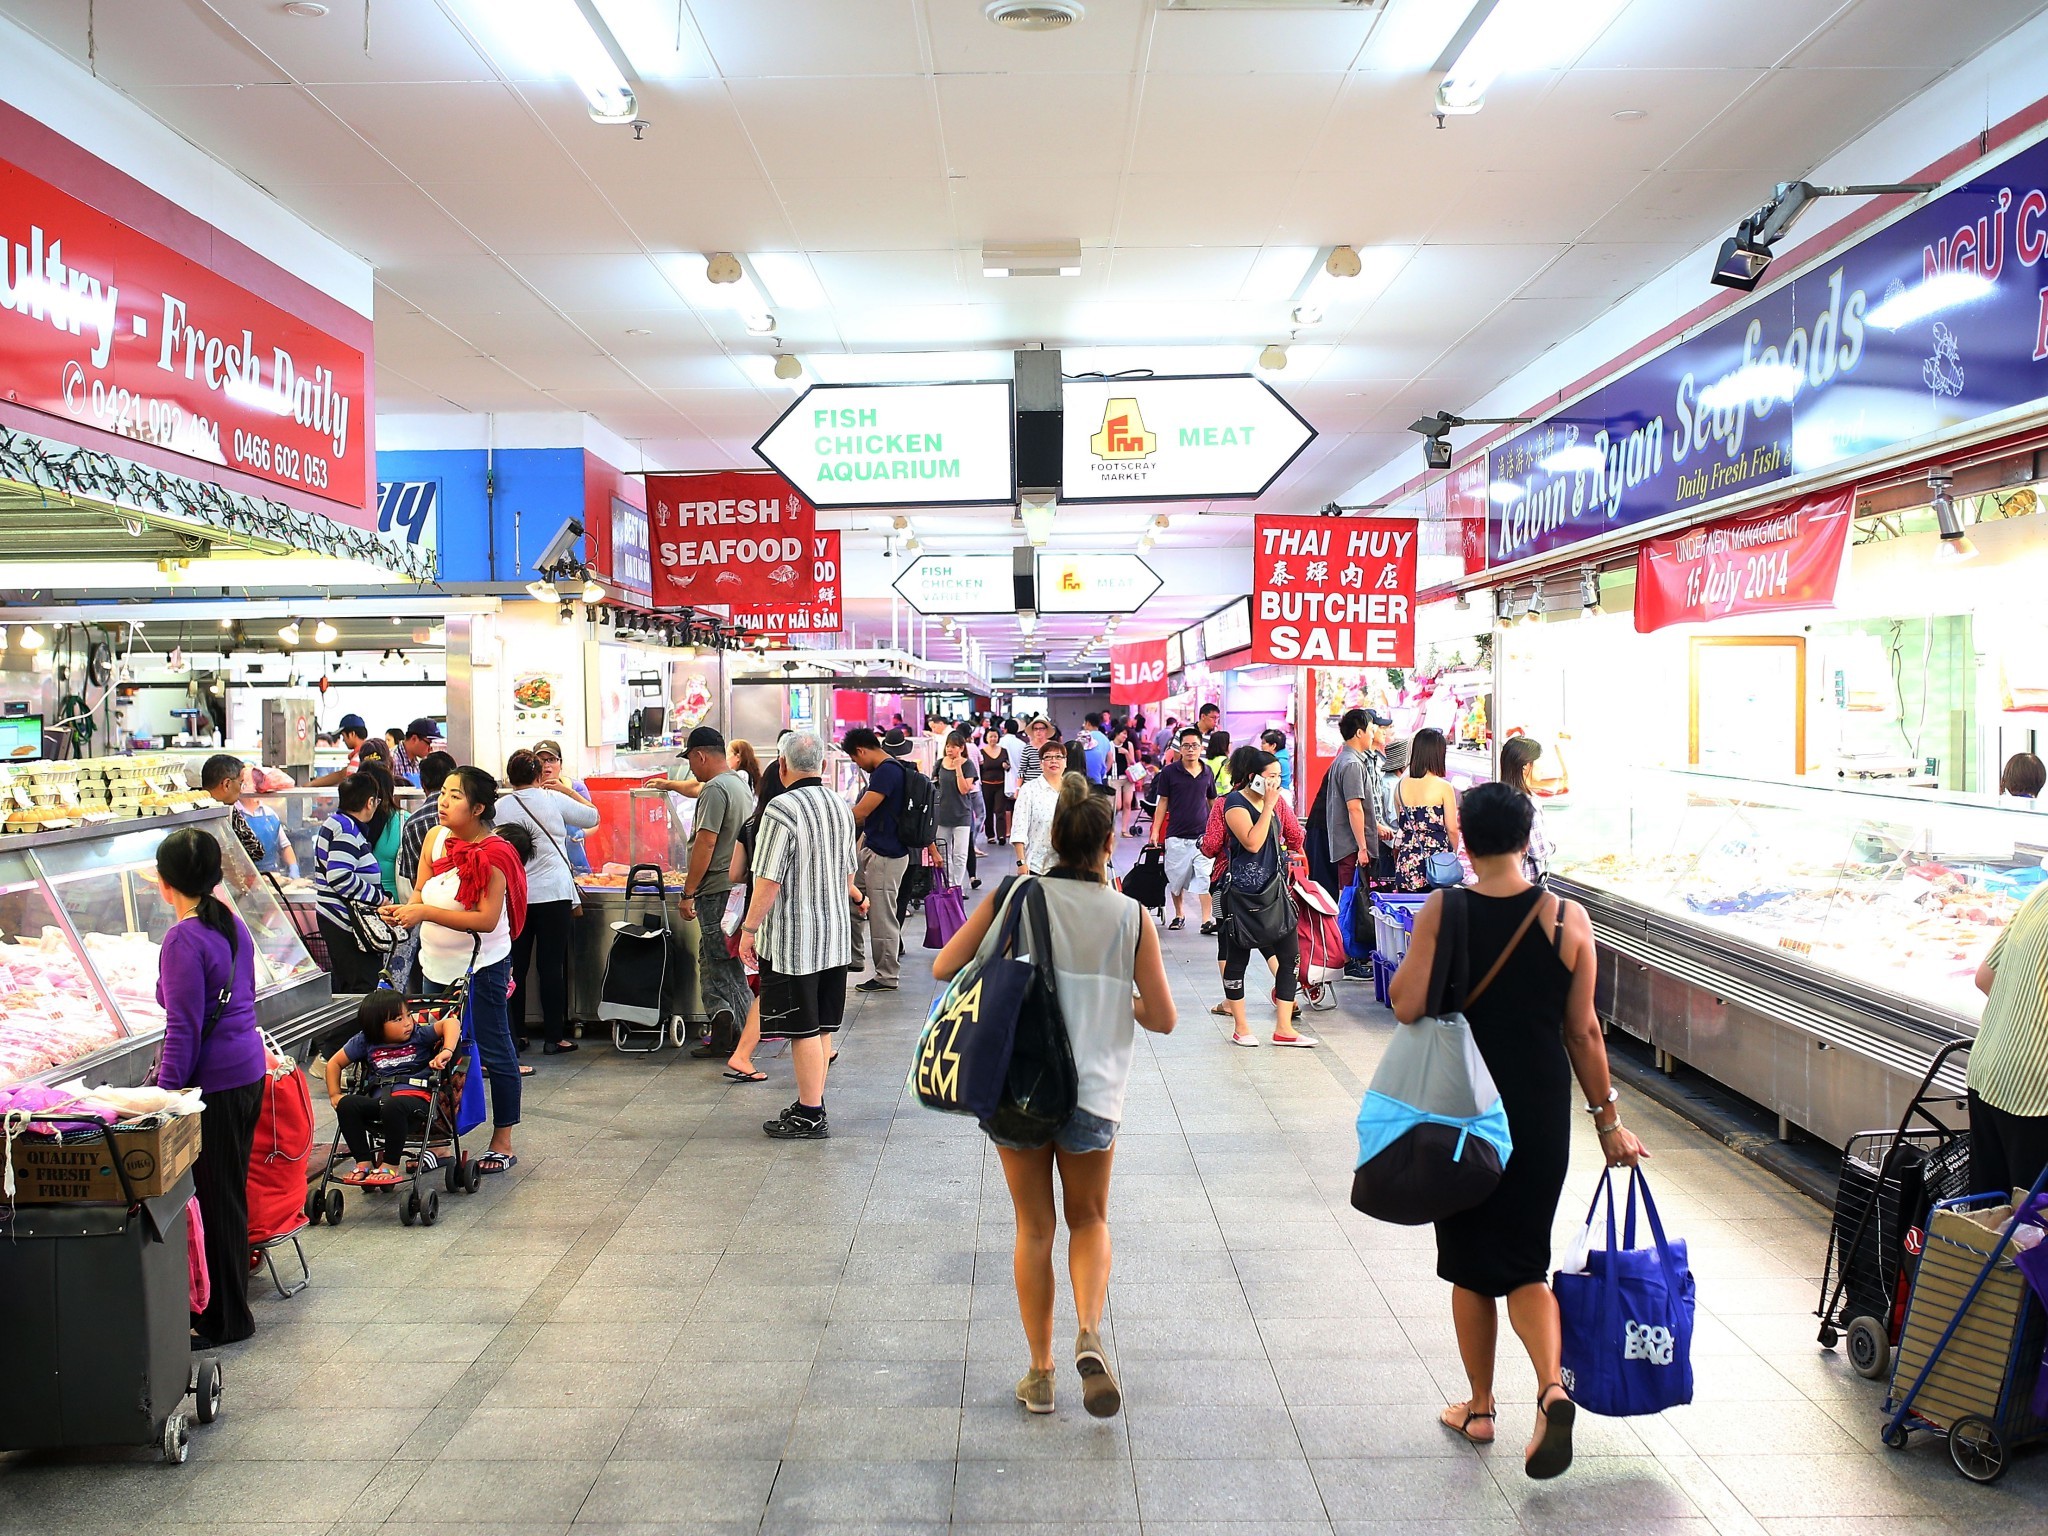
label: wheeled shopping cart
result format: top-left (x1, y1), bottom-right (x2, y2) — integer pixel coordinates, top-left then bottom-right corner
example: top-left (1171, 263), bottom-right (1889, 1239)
top-left (1881, 1167), bottom-right (2048, 1482)
top-left (1816, 1039), bottom-right (1973, 1380)
top-left (601, 862), bottom-right (680, 1052)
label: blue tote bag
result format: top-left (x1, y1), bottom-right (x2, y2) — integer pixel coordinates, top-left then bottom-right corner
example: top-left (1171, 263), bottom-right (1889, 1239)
top-left (1555, 1169), bottom-right (1696, 1417)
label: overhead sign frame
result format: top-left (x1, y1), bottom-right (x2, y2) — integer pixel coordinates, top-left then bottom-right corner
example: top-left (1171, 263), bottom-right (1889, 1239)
top-left (890, 551), bottom-right (1015, 615)
top-left (1033, 551), bottom-right (1163, 613)
top-left (753, 379), bottom-right (1017, 511)
top-left (1059, 373), bottom-right (1318, 505)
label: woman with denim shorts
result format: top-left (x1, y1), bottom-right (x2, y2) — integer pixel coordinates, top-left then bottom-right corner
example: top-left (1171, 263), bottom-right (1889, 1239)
top-left (933, 772), bottom-right (1178, 1419)
top-left (382, 765), bottom-right (527, 1176)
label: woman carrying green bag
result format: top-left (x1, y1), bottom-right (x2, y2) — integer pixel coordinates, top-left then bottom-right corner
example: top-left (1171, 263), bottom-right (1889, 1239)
top-left (932, 773), bottom-right (1177, 1420)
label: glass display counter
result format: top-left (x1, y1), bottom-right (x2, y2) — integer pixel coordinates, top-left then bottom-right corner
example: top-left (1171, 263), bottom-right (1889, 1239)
top-left (0, 806), bottom-right (334, 1088)
top-left (1547, 768), bottom-right (2046, 1147)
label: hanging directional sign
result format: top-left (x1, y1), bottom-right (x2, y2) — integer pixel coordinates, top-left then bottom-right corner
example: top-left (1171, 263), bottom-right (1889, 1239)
top-left (1035, 552), bottom-right (1162, 613)
top-left (1060, 374), bottom-right (1316, 503)
top-left (891, 552), bottom-right (1015, 615)
top-left (754, 381), bottom-right (1016, 509)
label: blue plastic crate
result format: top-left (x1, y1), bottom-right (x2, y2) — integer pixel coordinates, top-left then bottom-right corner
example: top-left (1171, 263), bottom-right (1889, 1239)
top-left (1370, 950), bottom-right (1397, 1006)
top-left (1369, 894), bottom-right (1429, 967)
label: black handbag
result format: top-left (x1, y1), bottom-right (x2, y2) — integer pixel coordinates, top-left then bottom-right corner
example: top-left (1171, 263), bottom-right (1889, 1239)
top-left (915, 876), bottom-right (1036, 1122)
top-left (979, 878), bottom-right (1079, 1149)
top-left (1121, 845), bottom-right (1167, 911)
top-left (1225, 864), bottom-right (1296, 952)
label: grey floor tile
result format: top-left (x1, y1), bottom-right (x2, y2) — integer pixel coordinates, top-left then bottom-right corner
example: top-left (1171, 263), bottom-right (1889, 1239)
top-left (760, 1459), bottom-right (957, 1529)
top-left (783, 1403), bottom-right (962, 1461)
top-left (608, 1404), bottom-right (796, 1460)
top-left (802, 1357), bottom-right (967, 1408)
top-left (1133, 1456), bottom-right (1327, 1523)
top-left (1124, 1403), bottom-right (1304, 1459)
top-left (573, 1458), bottom-right (780, 1524)
top-left (952, 1457), bottom-right (1139, 1522)
top-left (393, 1459), bottom-right (600, 1524)
top-left (1311, 1454), bottom-right (1518, 1523)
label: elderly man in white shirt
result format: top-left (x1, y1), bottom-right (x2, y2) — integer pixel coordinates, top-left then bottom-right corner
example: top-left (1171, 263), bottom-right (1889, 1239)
top-left (1009, 738), bottom-right (1071, 876)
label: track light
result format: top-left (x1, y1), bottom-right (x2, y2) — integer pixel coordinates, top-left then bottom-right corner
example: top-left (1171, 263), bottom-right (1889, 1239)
top-left (527, 578), bottom-right (556, 602)
top-left (313, 619), bottom-right (338, 646)
top-left (1710, 179), bottom-right (1937, 292)
top-left (218, 616), bottom-right (234, 630)
top-left (278, 619), bottom-right (301, 646)
top-left (1579, 566), bottom-right (1601, 611)
top-left (581, 576), bottom-right (605, 602)
top-left (1929, 472), bottom-right (1977, 563)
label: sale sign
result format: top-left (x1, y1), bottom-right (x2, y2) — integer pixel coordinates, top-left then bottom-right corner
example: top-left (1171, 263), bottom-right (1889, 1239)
top-left (1252, 515), bottom-right (1417, 667)
top-left (1109, 639), bottom-right (1169, 706)
top-left (727, 531), bottom-right (844, 639)
top-left (0, 151), bottom-right (368, 510)
top-left (1633, 486), bottom-right (1854, 634)
top-left (649, 470), bottom-right (814, 610)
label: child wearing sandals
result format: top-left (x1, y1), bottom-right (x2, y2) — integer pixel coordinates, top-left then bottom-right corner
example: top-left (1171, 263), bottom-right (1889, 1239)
top-left (323, 991), bottom-right (459, 1187)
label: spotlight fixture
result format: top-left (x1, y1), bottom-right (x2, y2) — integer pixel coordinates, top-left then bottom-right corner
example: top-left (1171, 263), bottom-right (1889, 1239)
top-left (313, 619), bottom-right (338, 646)
top-left (1524, 587), bottom-right (1547, 626)
top-left (1454, 591), bottom-right (1471, 612)
top-left (1710, 178), bottom-right (1937, 292)
top-left (0, 626), bottom-right (7, 649)
top-left (1291, 303), bottom-right (1323, 327)
top-left (1579, 566), bottom-right (1601, 611)
top-left (218, 615), bottom-right (234, 630)
top-left (1929, 471), bottom-right (1977, 562)
top-left (278, 619), bottom-right (301, 646)
top-left (526, 578), bottom-right (556, 602)
top-left (1324, 245), bottom-right (1363, 279)
top-left (706, 251), bottom-right (744, 285)
top-left (892, 516), bottom-right (911, 531)
top-left (1019, 496), bottom-right (1056, 547)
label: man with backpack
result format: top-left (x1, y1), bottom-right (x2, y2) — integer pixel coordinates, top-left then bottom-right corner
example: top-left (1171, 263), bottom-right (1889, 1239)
top-left (844, 726), bottom-right (932, 993)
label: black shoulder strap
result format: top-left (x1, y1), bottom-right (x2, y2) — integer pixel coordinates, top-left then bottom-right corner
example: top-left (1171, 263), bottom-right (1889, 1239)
top-left (1424, 887), bottom-right (1469, 1018)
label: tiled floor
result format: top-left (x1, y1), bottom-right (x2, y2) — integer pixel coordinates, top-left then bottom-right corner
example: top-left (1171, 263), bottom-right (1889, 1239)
top-left (6, 893), bottom-right (2045, 1534)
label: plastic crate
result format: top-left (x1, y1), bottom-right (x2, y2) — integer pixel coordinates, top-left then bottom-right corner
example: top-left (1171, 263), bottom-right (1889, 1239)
top-left (1369, 894), bottom-right (1429, 967)
top-left (1370, 951), bottom-right (1396, 1006)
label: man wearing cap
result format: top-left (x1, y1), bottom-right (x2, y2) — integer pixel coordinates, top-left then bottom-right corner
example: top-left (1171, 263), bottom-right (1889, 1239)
top-left (653, 727), bottom-right (754, 1054)
top-left (309, 714), bottom-right (371, 787)
top-left (391, 717), bottom-right (439, 786)
top-left (1326, 707), bottom-right (1400, 980)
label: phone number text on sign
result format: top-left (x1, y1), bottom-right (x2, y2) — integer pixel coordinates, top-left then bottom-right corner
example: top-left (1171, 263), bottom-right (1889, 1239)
top-left (1252, 515), bottom-right (1417, 667)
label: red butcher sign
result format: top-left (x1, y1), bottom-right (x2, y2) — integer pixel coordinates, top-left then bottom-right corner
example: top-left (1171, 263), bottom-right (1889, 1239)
top-left (1252, 515), bottom-right (1417, 667)
top-left (648, 469), bottom-right (814, 610)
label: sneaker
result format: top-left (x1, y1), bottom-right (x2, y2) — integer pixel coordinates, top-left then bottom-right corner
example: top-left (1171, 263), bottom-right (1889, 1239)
top-left (854, 978), bottom-right (898, 993)
top-left (1342, 960), bottom-right (1374, 981)
top-left (1074, 1328), bottom-right (1121, 1418)
top-left (1199, 921), bottom-right (1217, 936)
top-left (1015, 1367), bottom-right (1055, 1415)
top-left (764, 1103), bottom-right (830, 1139)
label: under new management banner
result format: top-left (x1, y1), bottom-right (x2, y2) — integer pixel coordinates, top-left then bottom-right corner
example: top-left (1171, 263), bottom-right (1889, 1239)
top-left (1486, 129), bottom-right (2048, 567)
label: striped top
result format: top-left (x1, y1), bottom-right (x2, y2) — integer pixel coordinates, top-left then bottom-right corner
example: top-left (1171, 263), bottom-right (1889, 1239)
top-left (313, 811), bottom-right (384, 925)
top-left (752, 780), bottom-right (858, 976)
top-left (1972, 885), bottom-right (2048, 1117)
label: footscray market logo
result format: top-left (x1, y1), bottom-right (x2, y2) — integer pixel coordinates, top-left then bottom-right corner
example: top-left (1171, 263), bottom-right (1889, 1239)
top-left (1090, 397), bottom-right (1157, 462)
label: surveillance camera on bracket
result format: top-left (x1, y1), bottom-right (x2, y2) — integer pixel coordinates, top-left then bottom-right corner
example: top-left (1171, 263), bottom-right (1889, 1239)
top-left (534, 517), bottom-right (585, 573)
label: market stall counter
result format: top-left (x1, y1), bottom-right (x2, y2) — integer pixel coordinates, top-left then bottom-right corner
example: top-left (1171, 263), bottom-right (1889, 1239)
top-left (0, 805), bottom-right (345, 1091)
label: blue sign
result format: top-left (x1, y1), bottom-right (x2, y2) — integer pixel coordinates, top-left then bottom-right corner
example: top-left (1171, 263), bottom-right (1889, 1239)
top-left (376, 478), bottom-right (438, 549)
top-left (1488, 131), bottom-right (2048, 566)
top-left (610, 495), bottom-right (652, 599)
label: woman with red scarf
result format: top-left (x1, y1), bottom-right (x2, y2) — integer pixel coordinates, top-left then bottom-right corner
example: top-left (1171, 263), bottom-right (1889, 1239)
top-left (382, 766), bottom-right (528, 1173)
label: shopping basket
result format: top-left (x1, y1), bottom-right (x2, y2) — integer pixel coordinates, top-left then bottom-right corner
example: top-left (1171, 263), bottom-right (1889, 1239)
top-left (1815, 1038), bottom-right (1972, 1379)
top-left (1881, 1165), bottom-right (2048, 1482)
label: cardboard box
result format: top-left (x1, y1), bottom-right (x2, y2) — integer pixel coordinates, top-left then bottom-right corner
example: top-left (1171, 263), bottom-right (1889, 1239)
top-left (2, 1114), bottom-right (200, 1205)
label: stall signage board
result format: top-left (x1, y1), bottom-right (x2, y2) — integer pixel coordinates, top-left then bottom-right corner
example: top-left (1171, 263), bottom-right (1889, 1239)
top-left (1034, 552), bottom-right (1162, 613)
top-left (1487, 130), bottom-right (2048, 568)
top-left (0, 152), bottom-right (370, 511)
top-left (1110, 639), bottom-right (1170, 705)
top-left (1634, 485), bottom-right (1855, 633)
top-left (754, 381), bottom-right (1017, 507)
top-left (1252, 515), bottom-right (1418, 667)
top-left (892, 552), bottom-right (1014, 614)
top-left (1202, 595), bottom-right (1253, 661)
top-left (1060, 375), bottom-right (1317, 502)
top-left (376, 479), bottom-right (438, 555)
top-left (648, 469), bottom-right (813, 609)
top-left (610, 496), bottom-right (654, 600)
top-left (729, 531), bottom-right (844, 638)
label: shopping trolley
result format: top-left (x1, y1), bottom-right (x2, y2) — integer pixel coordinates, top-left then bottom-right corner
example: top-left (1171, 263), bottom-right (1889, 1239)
top-left (1816, 1039), bottom-right (1973, 1380)
top-left (601, 863), bottom-right (678, 1053)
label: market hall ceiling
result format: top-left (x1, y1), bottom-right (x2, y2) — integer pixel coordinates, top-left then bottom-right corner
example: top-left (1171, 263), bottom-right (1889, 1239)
top-left (3, 0), bottom-right (2037, 534)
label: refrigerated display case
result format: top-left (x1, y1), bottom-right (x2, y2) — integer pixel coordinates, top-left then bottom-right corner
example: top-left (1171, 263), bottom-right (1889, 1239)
top-left (0, 806), bottom-right (338, 1089)
top-left (1549, 768), bottom-right (2047, 1147)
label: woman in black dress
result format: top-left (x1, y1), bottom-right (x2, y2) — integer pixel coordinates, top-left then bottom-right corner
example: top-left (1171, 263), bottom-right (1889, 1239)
top-left (1388, 783), bottom-right (1645, 1482)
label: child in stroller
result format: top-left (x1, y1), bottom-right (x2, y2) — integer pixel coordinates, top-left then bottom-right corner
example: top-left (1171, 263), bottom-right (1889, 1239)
top-left (323, 992), bottom-right (460, 1188)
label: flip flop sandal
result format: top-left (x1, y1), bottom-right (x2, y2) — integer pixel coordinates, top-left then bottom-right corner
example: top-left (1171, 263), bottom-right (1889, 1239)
top-left (723, 1068), bottom-right (768, 1082)
top-left (517, 1065), bottom-right (536, 1077)
top-left (475, 1152), bottom-right (519, 1175)
top-left (360, 1168), bottom-right (405, 1188)
top-left (1440, 1404), bottom-right (1495, 1445)
top-left (336, 1167), bottom-right (372, 1186)
top-left (1525, 1386), bottom-right (1576, 1480)
top-left (1210, 1000), bottom-right (1233, 1016)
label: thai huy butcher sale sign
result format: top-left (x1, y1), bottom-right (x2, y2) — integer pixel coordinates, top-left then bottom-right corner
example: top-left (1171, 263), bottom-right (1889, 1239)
top-left (1252, 515), bottom-right (1417, 667)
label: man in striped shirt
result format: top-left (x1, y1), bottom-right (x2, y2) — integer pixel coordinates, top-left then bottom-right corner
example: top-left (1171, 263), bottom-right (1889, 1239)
top-left (314, 772), bottom-right (387, 994)
top-left (737, 732), bottom-right (865, 1141)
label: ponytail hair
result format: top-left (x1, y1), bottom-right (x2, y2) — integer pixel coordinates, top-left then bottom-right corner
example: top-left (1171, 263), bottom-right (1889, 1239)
top-left (157, 826), bottom-right (239, 956)
top-left (1049, 770), bottom-right (1114, 876)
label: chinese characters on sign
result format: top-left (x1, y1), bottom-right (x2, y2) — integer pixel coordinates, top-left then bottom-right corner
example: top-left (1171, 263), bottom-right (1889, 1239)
top-left (1251, 515), bottom-right (1417, 667)
top-left (727, 531), bottom-right (843, 638)
top-left (1633, 486), bottom-right (1854, 634)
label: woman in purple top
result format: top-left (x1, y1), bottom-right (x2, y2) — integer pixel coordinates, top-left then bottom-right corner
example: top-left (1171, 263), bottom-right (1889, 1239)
top-left (154, 826), bottom-right (266, 1348)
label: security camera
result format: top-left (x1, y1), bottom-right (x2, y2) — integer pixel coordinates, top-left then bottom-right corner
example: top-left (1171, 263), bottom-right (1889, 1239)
top-left (1424, 437), bottom-right (1452, 471)
top-left (534, 517), bottom-right (585, 572)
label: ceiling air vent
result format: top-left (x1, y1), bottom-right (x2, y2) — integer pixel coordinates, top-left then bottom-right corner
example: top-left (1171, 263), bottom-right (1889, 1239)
top-left (986, 2), bottom-right (1085, 30)
top-left (1160, 1), bottom-right (1380, 11)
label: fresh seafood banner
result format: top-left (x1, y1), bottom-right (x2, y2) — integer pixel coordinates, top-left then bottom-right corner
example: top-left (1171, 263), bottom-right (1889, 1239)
top-left (648, 469), bottom-right (815, 611)
top-left (1633, 486), bottom-right (1855, 634)
top-left (1487, 127), bottom-right (2048, 567)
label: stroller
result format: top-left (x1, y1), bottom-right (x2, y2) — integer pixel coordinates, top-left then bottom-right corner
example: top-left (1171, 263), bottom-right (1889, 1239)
top-left (306, 977), bottom-right (485, 1230)
top-left (602, 863), bottom-right (680, 1053)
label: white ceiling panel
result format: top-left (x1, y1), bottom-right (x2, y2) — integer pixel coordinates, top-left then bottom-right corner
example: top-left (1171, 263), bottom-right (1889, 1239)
top-left (238, 0), bottom-right (495, 85)
top-left (727, 76), bottom-right (945, 179)
top-left (124, 84), bottom-right (404, 189)
top-left (809, 249), bottom-right (968, 307)
top-left (780, 176), bottom-right (956, 251)
top-left (1357, 244), bottom-right (1569, 345)
top-left (1100, 246), bottom-right (1260, 301)
top-left (507, 254), bottom-right (696, 313)
top-left (1666, 65), bottom-right (1945, 172)
top-left (1114, 174), bottom-right (1288, 247)
top-left (532, 83), bottom-right (765, 184)
top-left (1521, 69), bottom-right (1770, 169)
top-left (925, 0), bottom-right (1147, 74)
top-left (1516, 241), bottom-right (1695, 302)
top-left (1792, 0), bottom-right (2044, 68)
top-left (10, 0), bottom-right (283, 85)
top-left (418, 178), bottom-right (642, 256)
top-left (269, 181), bottom-right (481, 264)
top-left (1419, 171), bottom-right (1631, 246)
top-left (601, 179), bottom-right (800, 254)
top-left (1129, 73), bottom-right (1346, 177)
top-left (947, 176), bottom-right (1124, 245)
top-left (1577, 0), bottom-right (1846, 69)
top-left (310, 82), bottom-right (574, 185)
top-left (687, 0), bottom-right (926, 78)
top-left (935, 73), bottom-right (1133, 180)
top-left (377, 257), bottom-right (545, 317)
top-left (1272, 173), bottom-right (1441, 249)
top-left (1579, 167), bottom-right (1777, 246)
top-left (1146, 8), bottom-right (1376, 74)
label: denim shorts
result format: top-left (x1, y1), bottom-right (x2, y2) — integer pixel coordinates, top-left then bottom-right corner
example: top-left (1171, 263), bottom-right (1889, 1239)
top-left (987, 1105), bottom-right (1120, 1155)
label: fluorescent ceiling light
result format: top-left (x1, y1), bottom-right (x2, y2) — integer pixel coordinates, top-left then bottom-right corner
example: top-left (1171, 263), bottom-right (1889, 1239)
top-left (1867, 270), bottom-right (1996, 330)
top-left (1697, 361), bottom-right (1804, 413)
top-left (1434, 0), bottom-right (1629, 116)
top-left (1240, 246), bottom-right (1320, 304)
top-left (982, 240), bottom-right (1083, 278)
top-left (658, 252), bottom-right (772, 316)
top-left (749, 253), bottom-right (827, 310)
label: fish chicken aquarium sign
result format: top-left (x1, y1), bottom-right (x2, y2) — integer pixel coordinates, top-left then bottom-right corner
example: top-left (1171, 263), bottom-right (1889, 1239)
top-left (1252, 515), bottom-right (1417, 666)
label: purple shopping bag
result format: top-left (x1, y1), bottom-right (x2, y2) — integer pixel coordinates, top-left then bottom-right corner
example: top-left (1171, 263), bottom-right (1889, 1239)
top-left (923, 875), bottom-right (968, 950)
